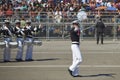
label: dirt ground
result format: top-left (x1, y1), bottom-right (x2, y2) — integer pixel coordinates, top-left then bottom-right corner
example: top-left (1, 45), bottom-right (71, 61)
top-left (0, 40), bottom-right (120, 80)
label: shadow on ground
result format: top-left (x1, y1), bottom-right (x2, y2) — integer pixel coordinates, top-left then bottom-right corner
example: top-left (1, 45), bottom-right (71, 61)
top-left (78, 73), bottom-right (116, 78)
top-left (0, 58), bottom-right (59, 63)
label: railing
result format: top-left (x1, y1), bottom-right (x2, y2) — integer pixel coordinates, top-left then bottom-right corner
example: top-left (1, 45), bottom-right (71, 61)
top-left (0, 11), bottom-right (120, 40)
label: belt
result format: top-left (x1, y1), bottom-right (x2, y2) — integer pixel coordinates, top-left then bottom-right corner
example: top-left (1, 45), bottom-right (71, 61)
top-left (72, 43), bottom-right (79, 45)
top-left (72, 42), bottom-right (79, 45)
top-left (17, 37), bottom-right (23, 38)
top-left (4, 37), bottom-right (11, 38)
top-left (3, 35), bottom-right (11, 38)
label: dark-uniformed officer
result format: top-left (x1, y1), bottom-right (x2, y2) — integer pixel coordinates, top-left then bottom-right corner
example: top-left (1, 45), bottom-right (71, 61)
top-left (95, 17), bottom-right (105, 44)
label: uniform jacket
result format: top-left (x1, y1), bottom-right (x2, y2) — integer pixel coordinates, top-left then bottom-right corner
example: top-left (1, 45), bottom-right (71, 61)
top-left (70, 27), bottom-right (80, 43)
top-left (14, 26), bottom-right (24, 38)
top-left (95, 20), bottom-right (105, 33)
top-left (24, 25), bottom-right (40, 38)
top-left (24, 25), bottom-right (36, 38)
top-left (0, 25), bottom-right (14, 38)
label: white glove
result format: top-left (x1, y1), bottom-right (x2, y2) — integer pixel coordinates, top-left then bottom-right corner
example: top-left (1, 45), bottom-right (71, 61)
top-left (20, 30), bottom-right (24, 35)
top-left (4, 26), bottom-right (8, 30)
top-left (26, 26), bottom-right (30, 30)
top-left (74, 26), bottom-right (79, 31)
top-left (21, 29), bottom-right (24, 31)
top-left (4, 41), bottom-right (9, 47)
top-left (39, 24), bottom-right (41, 28)
top-left (18, 41), bottom-right (22, 47)
top-left (34, 27), bottom-right (37, 31)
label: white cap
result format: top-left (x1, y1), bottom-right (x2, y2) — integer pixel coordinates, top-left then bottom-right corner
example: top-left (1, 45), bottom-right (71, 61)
top-left (26, 20), bottom-right (31, 23)
top-left (4, 20), bottom-right (10, 23)
top-left (15, 20), bottom-right (20, 24)
top-left (72, 20), bottom-right (79, 24)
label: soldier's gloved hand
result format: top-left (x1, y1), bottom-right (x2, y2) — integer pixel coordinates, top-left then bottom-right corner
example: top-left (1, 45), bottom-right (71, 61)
top-left (26, 26), bottom-right (30, 30)
top-left (4, 26), bottom-right (8, 30)
top-left (21, 29), bottom-right (24, 31)
top-left (34, 27), bottom-right (37, 31)
top-left (18, 41), bottom-right (22, 47)
top-left (4, 41), bottom-right (9, 47)
top-left (20, 30), bottom-right (24, 35)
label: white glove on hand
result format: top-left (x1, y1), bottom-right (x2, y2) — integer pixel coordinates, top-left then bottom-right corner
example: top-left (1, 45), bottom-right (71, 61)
top-left (26, 26), bottom-right (30, 30)
top-left (4, 26), bottom-right (8, 30)
top-left (21, 29), bottom-right (24, 31)
top-left (34, 27), bottom-right (37, 31)
top-left (18, 41), bottom-right (22, 47)
top-left (4, 41), bottom-right (9, 47)
top-left (74, 27), bottom-right (79, 31)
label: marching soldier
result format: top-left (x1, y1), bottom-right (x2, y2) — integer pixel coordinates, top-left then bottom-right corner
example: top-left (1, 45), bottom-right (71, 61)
top-left (24, 20), bottom-right (38, 61)
top-left (68, 20), bottom-right (83, 77)
top-left (0, 20), bottom-right (13, 62)
top-left (14, 20), bottom-right (24, 61)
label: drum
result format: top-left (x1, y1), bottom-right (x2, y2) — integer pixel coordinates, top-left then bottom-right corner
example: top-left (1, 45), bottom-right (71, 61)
top-left (33, 40), bottom-right (42, 46)
top-left (24, 40), bottom-right (33, 46)
top-left (9, 42), bottom-right (18, 48)
top-left (0, 42), bottom-right (5, 48)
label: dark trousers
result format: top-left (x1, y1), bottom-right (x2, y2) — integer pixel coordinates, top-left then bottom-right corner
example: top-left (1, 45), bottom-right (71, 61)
top-left (96, 32), bottom-right (104, 44)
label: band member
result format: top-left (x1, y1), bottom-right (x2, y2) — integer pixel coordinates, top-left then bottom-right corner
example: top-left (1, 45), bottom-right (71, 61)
top-left (68, 20), bottom-right (82, 77)
top-left (0, 20), bottom-right (13, 62)
top-left (14, 20), bottom-right (24, 61)
top-left (24, 20), bottom-right (37, 61)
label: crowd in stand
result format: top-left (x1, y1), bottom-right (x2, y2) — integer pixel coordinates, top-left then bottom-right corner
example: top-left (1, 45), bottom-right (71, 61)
top-left (0, 0), bottom-right (120, 23)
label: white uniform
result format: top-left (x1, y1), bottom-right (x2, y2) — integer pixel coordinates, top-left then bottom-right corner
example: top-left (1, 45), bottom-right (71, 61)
top-left (70, 44), bottom-right (82, 76)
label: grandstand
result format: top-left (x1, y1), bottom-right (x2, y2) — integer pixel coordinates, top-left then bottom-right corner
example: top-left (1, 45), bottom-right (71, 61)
top-left (0, 0), bottom-right (120, 39)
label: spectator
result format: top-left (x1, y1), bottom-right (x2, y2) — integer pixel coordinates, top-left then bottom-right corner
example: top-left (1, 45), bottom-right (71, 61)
top-left (47, 9), bottom-right (54, 22)
top-left (35, 7), bottom-right (41, 22)
top-left (54, 8), bottom-right (62, 23)
top-left (106, 1), bottom-right (112, 7)
top-left (20, 16), bottom-right (26, 28)
top-left (63, 0), bottom-right (71, 3)
top-left (0, 6), bottom-right (5, 22)
top-left (0, 0), bottom-right (120, 24)
top-left (89, 1), bottom-right (96, 10)
top-left (116, 11), bottom-right (120, 23)
top-left (116, 2), bottom-right (120, 10)
top-left (106, 4), bottom-right (117, 11)
top-left (96, 2), bottom-right (102, 7)
top-left (5, 5), bottom-right (13, 19)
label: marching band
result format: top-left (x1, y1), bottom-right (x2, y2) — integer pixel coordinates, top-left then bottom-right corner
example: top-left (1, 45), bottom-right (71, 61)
top-left (0, 19), bottom-right (42, 62)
